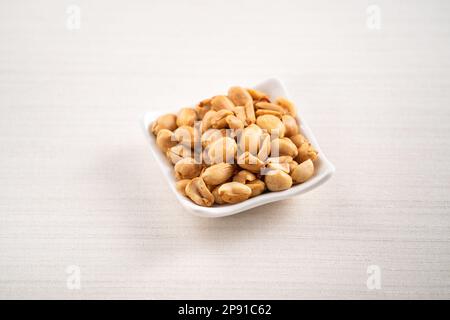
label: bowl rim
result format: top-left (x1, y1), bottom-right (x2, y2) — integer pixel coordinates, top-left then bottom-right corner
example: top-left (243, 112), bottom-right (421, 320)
top-left (141, 77), bottom-right (335, 217)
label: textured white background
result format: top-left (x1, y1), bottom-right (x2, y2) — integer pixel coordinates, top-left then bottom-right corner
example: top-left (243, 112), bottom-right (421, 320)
top-left (0, 0), bottom-right (449, 299)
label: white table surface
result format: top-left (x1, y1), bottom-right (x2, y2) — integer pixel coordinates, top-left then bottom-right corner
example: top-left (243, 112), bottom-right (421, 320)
top-left (0, 0), bottom-right (449, 299)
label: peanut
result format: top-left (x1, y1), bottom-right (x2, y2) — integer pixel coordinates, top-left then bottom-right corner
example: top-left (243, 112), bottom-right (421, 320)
top-left (291, 159), bottom-right (314, 184)
top-left (151, 113), bottom-right (177, 135)
top-left (264, 169), bottom-right (293, 191)
top-left (218, 182), bottom-right (252, 204)
top-left (177, 108), bottom-right (197, 127)
top-left (185, 177), bottom-right (214, 207)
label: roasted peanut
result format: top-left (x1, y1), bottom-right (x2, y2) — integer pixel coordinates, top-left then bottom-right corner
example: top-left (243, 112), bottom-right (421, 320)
top-left (257, 133), bottom-right (271, 161)
top-left (185, 177), bottom-right (214, 207)
top-left (291, 159), bottom-right (314, 184)
top-left (233, 106), bottom-right (247, 124)
top-left (156, 129), bottom-right (177, 152)
top-left (212, 185), bottom-right (226, 204)
top-left (176, 179), bottom-right (191, 196)
top-left (201, 128), bottom-right (225, 148)
top-left (207, 137), bottom-right (237, 164)
top-left (201, 110), bottom-right (216, 132)
top-left (233, 170), bottom-right (256, 184)
top-left (282, 115), bottom-right (299, 137)
top-left (233, 170), bottom-right (265, 197)
top-left (151, 113), bottom-right (177, 135)
top-left (289, 133), bottom-right (306, 149)
top-left (211, 95), bottom-right (235, 111)
top-left (246, 88), bottom-right (270, 102)
top-left (238, 124), bottom-right (262, 154)
top-left (201, 163), bottom-right (235, 185)
top-left (264, 169), bottom-right (292, 191)
top-left (211, 109), bottom-right (234, 129)
top-left (174, 126), bottom-right (198, 148)
top-left (218, 182), bottom-right (252, 204)
top-left (271, 138), bottom-right (298, 158)
top-left (267, 155), bottom-right (293, 163)
top-left (177, 108), bottom-right (197, 127)
top-left (255, 109), bottom-right (283, 118)
top-left (266, 161), bottom-right (290, 173)
top-left (202, 147), bottom-right (212, 165)
top-left (255, 102), bottom-right (286, 115)
top-left (244, 102), bottom-right (256, 125)
top-left (228, 86), bottom-right (253, 107)
top-left (166, 144), bottom-right (191, 164)
top-left (195, 98), bottom-right (211, 119)
top-left (256, 114), bottom-right (285, 138)
top-left (225, 114), bottom-right (244, 130)
top-left (174, 157), bottom-right (202, 180)
top-left (288, 159), bottom-right (299, 172)
top-left (275, 97), bottom-right (296, 117)
top-left (296, 142), bottom-right (318, 163)
top-left (247, 179), bottom-right (265, 197)
top-left (237, 151), bottom-right (265, 173)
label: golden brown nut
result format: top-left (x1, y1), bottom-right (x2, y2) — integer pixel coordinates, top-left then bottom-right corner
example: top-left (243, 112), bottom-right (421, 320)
top-left (212, 185), bottom-right (226, 204)
top-left (237, 151), bottom-right (265, 173)
top-left (201, 147), bottom-right (212, 165)
top-left (211, 109), bottom-right (234, 129)
top-left (218, 182), bottom-right (252, 204)
top-left (244, 102), bottom-right (256, 125)
top-left (195, 98), bottom-right (212, 119)
top-left (275, 97), bottom-right (296, 117)
top-left (174, 157), bottom-right (202, 180)
top-left (232, 170), bottom-right (265, 197)
top-left (211, 95), bottom-right (235, 111)
top-left (266, 155), bottom-right (294, 164)
top-left (228, 86), bottom-right (253, 107)
top-left (296, 142), bottom-right (319, 163)
top-left (176, 179), bottom-right (191, 196)
top-left (225, 115), bottom-right (244, 130)
top-left (177, 108), bottom-right (197, 127)
top-left (185, 177), bottom-right (214, 207)
top-left (201, 163), bottom-right (235, 185)
top-left (246, 88), bottom-right (270, 102)
top-left (233, 170), bottom-right (256, 184)
top-left (282, 115), bottom-right (299, 137)
top-left (271, 138), bottom-right (298, 158)
top-left (151, 113), bottom-right (177, 135)
top-left (156, 129), bottom-right (177, 152)
top-left (290, 133), bottom-right (308, 148)
top-left (233, 106), bottom-right (247, 124)
top-left (288, 159), bottom-right (299, 172)
top-left (173, 126), bottom-right (197, 148)
top-left (266, 161), bottom-right (290, 173)
top-left (238, 124), bottom-right (263, 154)
top-left (255, 109), bottom-right (283, 118)
top-left (254, 102), bottom-right (286, 114)
top-left (201, 110), bottom-right (217, 132)
top-left (264, 169), bottom-right (293, 191)
top-left (291, 159), bottom-right (314, 184)
top-left (246, 179), bottom-right (265, 197)
top-left (256, 115), bottom-right (285, 138)
top-left (201, 128), bottom-right (225, 148)
top-left (166, 144), bottom-right (192, 164)
top-left (257, 133), bottom-right (271, 161)
top-left (228, 86), bottom-right (255, 125)
top-left (207, 137), bottom-right (237, 164)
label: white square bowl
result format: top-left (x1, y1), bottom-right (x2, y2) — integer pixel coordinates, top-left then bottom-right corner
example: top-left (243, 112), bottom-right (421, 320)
top-left (141, 78), bottom-right (335, 218)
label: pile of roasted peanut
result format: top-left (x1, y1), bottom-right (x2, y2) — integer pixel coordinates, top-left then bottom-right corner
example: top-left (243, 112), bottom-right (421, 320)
top-left (149, 86), bottom-right (318, 207)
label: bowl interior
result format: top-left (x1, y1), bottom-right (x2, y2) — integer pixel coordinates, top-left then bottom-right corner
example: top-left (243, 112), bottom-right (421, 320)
top-left (142, 78), bottom-right (334, 217)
